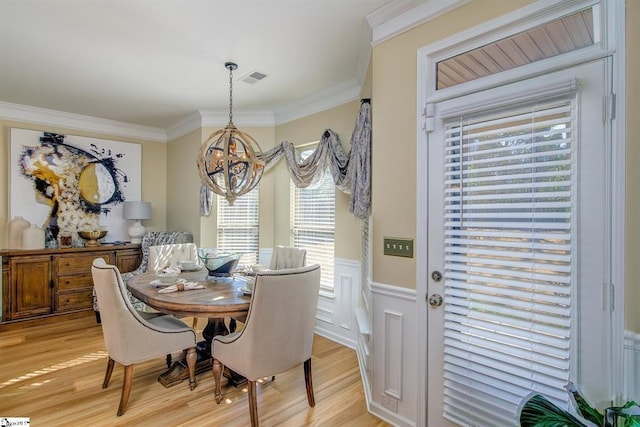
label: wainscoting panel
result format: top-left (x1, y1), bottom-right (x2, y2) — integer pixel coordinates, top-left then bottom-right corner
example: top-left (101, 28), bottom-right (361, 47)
top-left (369, 281), bottom-right (417, 427)
top-left (314, 257), bottom-right (360, 349)
top-left (624, 330), bottom-right (640, 402)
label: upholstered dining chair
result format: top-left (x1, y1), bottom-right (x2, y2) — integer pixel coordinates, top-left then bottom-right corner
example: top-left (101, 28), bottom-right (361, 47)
top-left (91, 258), bottom-right (198, 416)
top-left (149, 242), bottom-right (201, 328)
top-left (93, 231), bottom-right (193, 321)
top-left (148, 242), bottom-right (199, 272)
top-left (229, 245), bottom-right (307, 333)
top-left (212, 264), bottom-right (321, 427)
top-left (269, 245), bottom-right (307, 270)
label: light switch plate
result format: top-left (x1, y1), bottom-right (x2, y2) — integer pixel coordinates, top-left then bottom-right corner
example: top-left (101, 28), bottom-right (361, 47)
top-left (383, 237), bottom-right (414, 258)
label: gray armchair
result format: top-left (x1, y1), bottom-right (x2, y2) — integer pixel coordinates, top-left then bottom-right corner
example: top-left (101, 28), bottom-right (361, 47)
top-left (93, 231), bottom-right (193, 321)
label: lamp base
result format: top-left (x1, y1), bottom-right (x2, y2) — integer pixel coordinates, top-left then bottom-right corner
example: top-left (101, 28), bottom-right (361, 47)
top-left (128, 221), bottom-right (146, 244)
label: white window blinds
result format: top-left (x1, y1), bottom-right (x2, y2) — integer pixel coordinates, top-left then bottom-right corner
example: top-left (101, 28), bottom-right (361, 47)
top-left (442, 98), bottom-right (574, 426)
top-left (291, 149), bottom-right (335, 291)
top-left (217, 186), bottom-right (259, 266)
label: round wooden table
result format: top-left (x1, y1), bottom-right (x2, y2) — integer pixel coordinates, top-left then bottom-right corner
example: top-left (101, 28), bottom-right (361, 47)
top-left (128, 269), bottom-right (251, 387)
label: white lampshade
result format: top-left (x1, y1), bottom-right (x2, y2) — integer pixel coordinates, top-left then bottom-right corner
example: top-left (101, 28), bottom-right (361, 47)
top-left (122, 201), bottom-right (151, 220)
top-left (122, 201), bottom-right (151, 243)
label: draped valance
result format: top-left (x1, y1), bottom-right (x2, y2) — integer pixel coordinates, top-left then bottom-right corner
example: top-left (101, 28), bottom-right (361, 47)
top-left (201, 99), bottom-right (371, 219)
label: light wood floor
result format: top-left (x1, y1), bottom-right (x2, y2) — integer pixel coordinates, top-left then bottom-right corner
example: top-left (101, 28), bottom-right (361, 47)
top-left (0, 315), bottom-right (389, 427)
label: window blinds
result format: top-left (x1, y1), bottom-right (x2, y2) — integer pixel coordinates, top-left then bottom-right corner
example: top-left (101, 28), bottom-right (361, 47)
top-left (217, 186), bottom-right (259, 266)
top-left (291, 152), bottom-right (335, 291)
top-left (442, 98), bottom-right (574, 426)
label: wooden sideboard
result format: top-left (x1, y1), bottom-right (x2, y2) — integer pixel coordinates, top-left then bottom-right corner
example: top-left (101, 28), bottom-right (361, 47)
top-left (0, 244), bottom-right (141, 326)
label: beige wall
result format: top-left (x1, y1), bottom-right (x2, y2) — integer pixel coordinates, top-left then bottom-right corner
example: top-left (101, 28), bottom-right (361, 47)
top-left (371, 0), bottom-right (533, 288)
top-left (0, 120), bottom-right (167, 245)
top-left (626, 0), bottom-right (639, 332)
top-left (275, 101), bottom-right (363, 260)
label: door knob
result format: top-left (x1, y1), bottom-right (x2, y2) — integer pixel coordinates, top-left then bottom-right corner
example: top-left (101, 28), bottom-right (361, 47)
top-left (428, 293), bottom-right (443, 307)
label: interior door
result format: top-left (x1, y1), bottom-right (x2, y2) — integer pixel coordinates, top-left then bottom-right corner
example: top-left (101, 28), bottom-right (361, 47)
top-left (426, 60), bottom-right (610, 426)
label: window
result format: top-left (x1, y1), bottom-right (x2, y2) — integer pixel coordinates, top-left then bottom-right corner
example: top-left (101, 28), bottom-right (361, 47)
top-left (291, 148), bottom-right (335, 292)
top-left (436, 7), bottom-right (596, 90)
top-left (217, 186), bottom-right (259, 266)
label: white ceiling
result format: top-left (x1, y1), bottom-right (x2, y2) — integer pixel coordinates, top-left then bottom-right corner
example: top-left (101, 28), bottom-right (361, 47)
top-left (0, 0), bottom-right (422, 133)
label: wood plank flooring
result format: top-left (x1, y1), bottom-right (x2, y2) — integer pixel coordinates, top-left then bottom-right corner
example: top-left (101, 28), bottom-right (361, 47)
top-left (0, 316), bottom-right (389, 426)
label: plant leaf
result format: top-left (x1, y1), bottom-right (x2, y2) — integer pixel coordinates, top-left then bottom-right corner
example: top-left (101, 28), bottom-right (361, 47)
top-left (520, 394), bottom-right (588, 427)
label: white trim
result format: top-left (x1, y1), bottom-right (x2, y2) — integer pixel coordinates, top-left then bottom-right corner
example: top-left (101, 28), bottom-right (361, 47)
top-left (0, 101), bottom-right (166, 142)
top-left (368, 0), bottom-right (471, 46)
top-left (607, 0), bottom-right (627, 402)
top-left (384, 310), bottom-right (404, 400)
top-left (418, 0), bottom-right (606, 104)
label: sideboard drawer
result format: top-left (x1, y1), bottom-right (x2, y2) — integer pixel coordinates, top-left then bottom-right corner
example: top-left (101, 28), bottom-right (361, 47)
top-left (55, 253), bottom-right (112, 275)
top-left (57, 274), bottom-right (92, 291)
top-left (56, 290), bottom-right (93, 311)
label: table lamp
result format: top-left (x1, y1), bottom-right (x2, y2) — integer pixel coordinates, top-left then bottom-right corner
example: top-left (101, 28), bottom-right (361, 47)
top-left (122, 201), bottom-right (151, 243)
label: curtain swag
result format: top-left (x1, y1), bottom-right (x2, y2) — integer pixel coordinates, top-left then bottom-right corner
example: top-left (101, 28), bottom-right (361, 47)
top-left (201, 99), bottom-right (371, 219)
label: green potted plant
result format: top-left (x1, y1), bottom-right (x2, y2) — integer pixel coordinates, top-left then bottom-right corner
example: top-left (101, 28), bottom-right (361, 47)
top-left (519, 382), bottom-right (640, 426)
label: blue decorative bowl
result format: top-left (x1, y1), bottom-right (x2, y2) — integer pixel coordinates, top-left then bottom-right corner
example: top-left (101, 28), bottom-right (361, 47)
top-left (197, 249), bottom-right (241, 277)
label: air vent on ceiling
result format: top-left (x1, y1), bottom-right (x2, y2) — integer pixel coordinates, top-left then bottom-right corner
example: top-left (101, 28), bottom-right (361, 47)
top-left (240, 70), bottom-right (267, 84)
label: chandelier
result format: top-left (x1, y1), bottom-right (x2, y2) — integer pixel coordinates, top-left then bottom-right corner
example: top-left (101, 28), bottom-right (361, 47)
top-left (197, 62), bottom-right (265, 205)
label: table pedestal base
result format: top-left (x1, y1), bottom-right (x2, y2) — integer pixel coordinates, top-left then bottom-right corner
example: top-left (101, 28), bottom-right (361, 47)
top-left (157, 318), bottom-right (247, 388)
top-left (158, 341), bottom-right (212, 388)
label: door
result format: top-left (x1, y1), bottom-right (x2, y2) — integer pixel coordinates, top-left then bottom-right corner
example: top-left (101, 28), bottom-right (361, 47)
top-left (426, 60), bottom-right (611, 426)
top-left (10, 255), bottom-right (52, 319)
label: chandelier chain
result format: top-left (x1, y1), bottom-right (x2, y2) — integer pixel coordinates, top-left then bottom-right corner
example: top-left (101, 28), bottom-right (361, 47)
top-left (228, 65), bottom-right (234, 124)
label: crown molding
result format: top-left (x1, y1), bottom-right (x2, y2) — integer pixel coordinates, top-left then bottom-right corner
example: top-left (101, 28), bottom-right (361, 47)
top-left (368, 0), bottom-right (471, 45)
top-left (0, 101), bottom-right (167, 142)
top-left (273, 78), bottom-right (361, 125)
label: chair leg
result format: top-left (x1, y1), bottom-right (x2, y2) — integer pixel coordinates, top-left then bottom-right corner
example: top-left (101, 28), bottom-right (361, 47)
top-left (213, 358), bottom-right (224, 404)
top-left (185, 347), bottom-right (197, 391)
top-left (117, 364), bottom-right (134, 416)
top-left (166, 353), bottom-right (172, 369)
top-left (304, 358), bottom-right (315, 407)
top-left (102, 357), bottom-right (115, 389)
top-left (248, 380), bottom-right (259, 427)
top-left (192, 318), bottom-right (198, 328)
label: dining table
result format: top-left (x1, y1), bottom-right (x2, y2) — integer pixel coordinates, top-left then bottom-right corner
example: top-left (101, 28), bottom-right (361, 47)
top-left (127, 267), bottom-right (252, 388)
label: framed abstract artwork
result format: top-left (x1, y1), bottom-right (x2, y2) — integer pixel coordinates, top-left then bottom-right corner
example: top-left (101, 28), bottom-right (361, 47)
top-left (9, 128), bottom-right (142, 244)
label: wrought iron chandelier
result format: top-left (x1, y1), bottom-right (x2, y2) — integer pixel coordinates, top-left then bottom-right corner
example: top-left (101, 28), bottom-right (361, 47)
top-left (197, 62), bottom-right (265, 205)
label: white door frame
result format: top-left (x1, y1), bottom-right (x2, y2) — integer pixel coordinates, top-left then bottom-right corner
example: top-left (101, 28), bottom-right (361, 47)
top-left (415, 0), bottom-right (626, 424)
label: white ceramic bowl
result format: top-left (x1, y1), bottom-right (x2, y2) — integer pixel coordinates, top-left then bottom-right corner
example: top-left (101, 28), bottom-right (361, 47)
top-left (251, 264), bottom-right (266, 272)
top-left (157, 271), bottom-right (180, 284)
top-left (180, 260), bottom-right (198, 270)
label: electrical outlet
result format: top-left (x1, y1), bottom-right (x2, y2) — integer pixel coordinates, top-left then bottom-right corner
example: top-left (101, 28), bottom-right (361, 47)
top-left (381, 394), bottom-right (398, 412)
top-left (383, 237), bottom-right (414, 258)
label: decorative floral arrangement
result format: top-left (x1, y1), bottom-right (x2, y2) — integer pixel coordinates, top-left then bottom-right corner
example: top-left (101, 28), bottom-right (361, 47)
top-left (519, 382), bottom-right (640, 426)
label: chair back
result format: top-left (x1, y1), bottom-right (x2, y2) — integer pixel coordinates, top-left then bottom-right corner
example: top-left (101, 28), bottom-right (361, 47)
top-left (148, 243), bottom-right (198, 271)
top-left (269, 246), bottom-right (306, 269)
top-left (214, 264), bottom-right (321, 380)
top-left (91, 258), bottom-right (195, 365)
